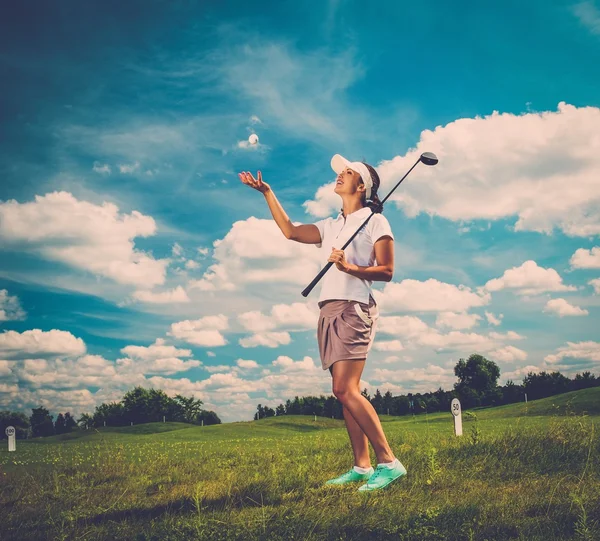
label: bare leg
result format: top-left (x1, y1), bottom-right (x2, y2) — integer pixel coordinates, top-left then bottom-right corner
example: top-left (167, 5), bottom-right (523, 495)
top-left (331, 360), bottom-right (396, 464)
top-left (330, 364), bottom-right (370, 467)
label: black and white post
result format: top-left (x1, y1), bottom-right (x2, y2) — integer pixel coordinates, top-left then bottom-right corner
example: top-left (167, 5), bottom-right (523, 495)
top-left (451, 398), bottom-right (463, 436)
top-left (5, 426), bottom-right (16, 452)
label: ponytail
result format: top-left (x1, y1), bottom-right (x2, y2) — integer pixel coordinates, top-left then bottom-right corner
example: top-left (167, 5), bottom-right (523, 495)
top-left (362, 162), bottom-right (383, 213)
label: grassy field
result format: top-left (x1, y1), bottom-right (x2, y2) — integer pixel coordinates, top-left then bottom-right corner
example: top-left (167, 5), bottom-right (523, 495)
top-left (1, 388), bottom-right (599, 541)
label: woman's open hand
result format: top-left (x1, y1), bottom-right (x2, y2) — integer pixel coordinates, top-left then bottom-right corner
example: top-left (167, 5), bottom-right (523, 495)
top-left (238, 171), bottom-right (271, 194)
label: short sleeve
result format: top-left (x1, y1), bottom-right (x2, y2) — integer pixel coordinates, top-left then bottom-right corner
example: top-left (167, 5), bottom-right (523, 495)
top-left (369, 214), bottom-right (394, 244)
top-left (312, 218), bottom-right (329, 248)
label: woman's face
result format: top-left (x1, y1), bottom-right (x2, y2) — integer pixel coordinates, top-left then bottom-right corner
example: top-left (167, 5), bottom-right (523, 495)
top-left (334, 167), bottom-right (364, 198)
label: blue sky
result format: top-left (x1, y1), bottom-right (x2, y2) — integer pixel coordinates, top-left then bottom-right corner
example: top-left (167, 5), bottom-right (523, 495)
top-left (1, 0), bottom-right (599, 423)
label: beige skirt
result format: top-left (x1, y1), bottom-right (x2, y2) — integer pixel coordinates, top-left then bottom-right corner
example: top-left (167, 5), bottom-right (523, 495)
top-left (317, 295), bottom-right (379, 371)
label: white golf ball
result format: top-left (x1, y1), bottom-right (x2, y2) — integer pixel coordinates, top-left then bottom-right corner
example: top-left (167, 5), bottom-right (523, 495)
top-left (249, 133), bottom-right (259, 145)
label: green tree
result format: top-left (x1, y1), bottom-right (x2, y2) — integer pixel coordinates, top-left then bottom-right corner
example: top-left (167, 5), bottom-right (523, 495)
top-left (54, 413), bottom-right (66, 435)
top-left (30, 407), bottom-right (54, 437)
top-left (64, 412), bottom-right (77, 432)
top-left (0, 410), bottom-right (30, 439)
top-left (454, 354), bottom-right (501, 393)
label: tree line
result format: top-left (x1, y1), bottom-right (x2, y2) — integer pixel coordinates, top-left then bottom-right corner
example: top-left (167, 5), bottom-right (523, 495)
top-left (0, 386), bottom-right (222, 439)
top-left (253, 354), bottom-right (600, 420)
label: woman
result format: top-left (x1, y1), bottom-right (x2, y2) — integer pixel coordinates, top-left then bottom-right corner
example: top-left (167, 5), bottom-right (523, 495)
top-left (238, 154), bottom-right (407, 492)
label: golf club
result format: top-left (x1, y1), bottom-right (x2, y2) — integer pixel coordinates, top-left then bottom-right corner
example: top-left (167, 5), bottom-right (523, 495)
top-left (301, 152), bottom-right (439, 297)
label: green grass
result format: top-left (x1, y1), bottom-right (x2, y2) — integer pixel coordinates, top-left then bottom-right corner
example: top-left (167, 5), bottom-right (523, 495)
top-left (1, 389), bottom-right (599, 540)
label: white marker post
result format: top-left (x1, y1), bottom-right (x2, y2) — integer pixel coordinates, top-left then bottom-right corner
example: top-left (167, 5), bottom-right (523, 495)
top-left (451, 398), bottom-right (463, 436)
top-left (6, 426), bottom-right (16, 452)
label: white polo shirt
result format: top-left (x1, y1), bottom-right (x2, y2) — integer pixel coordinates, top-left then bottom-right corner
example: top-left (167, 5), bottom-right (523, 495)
top-left (312, 206), bottom-right (394, 305)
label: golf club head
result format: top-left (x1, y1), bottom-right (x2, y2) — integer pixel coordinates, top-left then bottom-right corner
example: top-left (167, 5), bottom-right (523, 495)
top-left (420, 152), bottom-right (438, 166)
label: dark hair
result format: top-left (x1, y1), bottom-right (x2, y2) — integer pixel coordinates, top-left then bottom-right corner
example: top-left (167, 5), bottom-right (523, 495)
top-left (361, 162), bottom-right (383, 213)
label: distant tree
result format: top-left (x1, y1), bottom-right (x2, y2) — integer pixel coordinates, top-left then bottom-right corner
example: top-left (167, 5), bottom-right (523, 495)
top-left (361, 388), bottom-right (371, 402)
top-left (64, 412), bottom-right (77, 432)
top-left (93, 401), bottom-right (127, 427)
top-left (275, 404), bottom-right (286, 416)
top-left (372, 389), bottom-right (384, 414)
top-left (572, 371), bottom-right (597, 391)
top-left (197, 410), bottom-right (221, 425)
top-left (455, 354), bottom-right (500, 393)
top-left (30, 407), bottom-right (54, 437)
top-left (173, 395), bottom-right (204, 423)
top-left (522, 371), bottom-right (571, 400)
top-left (54, 413), bottom-right (66, 435)
top-left (0, 410), bottom-right (30, 439)
top-left (501, 380), bottom-right (524, 404)
top-left (122, 387), bottom-right (152, 424)
top-left (77, 413), bottom-right (93, 429)
top-left (382, 390), bottom-right (394, 414)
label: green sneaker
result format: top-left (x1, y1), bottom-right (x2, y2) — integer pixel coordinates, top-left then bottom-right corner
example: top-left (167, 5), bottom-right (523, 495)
top-left (324, 467), bottom-right (374, 485)
top-left (357, 460), bottom-right (407, 492)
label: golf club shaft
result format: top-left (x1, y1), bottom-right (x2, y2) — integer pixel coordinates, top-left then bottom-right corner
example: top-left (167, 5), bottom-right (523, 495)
top-left (301, 155), bottom-right (423, 297)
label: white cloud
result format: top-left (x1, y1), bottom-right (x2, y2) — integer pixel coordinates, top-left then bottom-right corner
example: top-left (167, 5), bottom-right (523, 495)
top-left (0, 290), bottom-right (26, 322)
top-left (238, 302), bottom-right (319, 332)
top-left (168, 315), bottom-right (229, 347)
top-left (371, 363), bottom-right (455, 393)
top-left (485, 260), bottom-right (577, 296)
top-left (435, 311), bottom-right (481, 330)
top-left (92, 162), bottom-right (111, 174)
top-left (501, 365), bottom-right (542, 383)
top-left (572, 2), bottom-right (600, 35)
top-left (570, 246), bottom-right (600, 269)
top-left (132, 286), bottom-right (190, 304)
top-left (543, 341), bottom-right (600, 375)
top-left (543, 298), bottom-right (589, 317)
top-left (304, 103), bottom-right (600, 237)
top-left (172, 243), bottom-right (184, 257)
top-left (375, 278), bottom-right (490, 313)
top-left (188, 217), bottom-right (322, 292)
top-left (236, 358), bottom-right (259, 369)
top-left (485, 311), bottom-right (503, 326)
top-left (590, 278), bottom-right (600, 294)
top-left (373, 340), bottom-right (404, 352)
top-left (239, 332), bottom-right (291, 348)
top-left (0, 329), bottom-right (86, 359)
top-left (0, 191), bottom-right (169, 288)
top-left (185, 260), bottom-right (200, 270)
top-left (271, 355), bottom-right (317, 372)
top-left (488, 345), bottom-right (528, 363)
top-left (118, 161), bottom-right (140, 174)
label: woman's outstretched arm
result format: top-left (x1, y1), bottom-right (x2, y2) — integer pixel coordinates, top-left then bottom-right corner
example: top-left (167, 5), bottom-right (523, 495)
top-left (238, 170), bottom-right (321, 244)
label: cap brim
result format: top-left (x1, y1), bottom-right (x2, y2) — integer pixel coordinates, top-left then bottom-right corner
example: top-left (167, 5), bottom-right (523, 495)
top-left (331, 154), bottom-right (352, 174)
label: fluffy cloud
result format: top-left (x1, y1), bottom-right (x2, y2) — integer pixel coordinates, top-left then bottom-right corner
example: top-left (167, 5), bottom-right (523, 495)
top-left (374, 278), bottom-right (490, 314)
top-left (590, 278), bottom-right (600, 294)
top-left (168, 315), bottom-right (229, 347)
top-left (131, 286), bottom-right (190, 304)
top-left (487, 345), bottom-right (528, 363)
top-left (543, 298), bottom-right (589, 317)
top-left (0, 192), bottom-right (169, 287)
top-left (0, 290), bottom-right (26, 322)
top-left (435, 311), bottom-right (482, 330)
top-left (542, 340), bottom-right (600, 375)
top-left (117, 338), bottom-right (201, 376)
top-left (238, 301), bottom-right (319, 332)
top-left (0, 329), bottom-right (86, 359)
top-left (188, 217), bottom-right (322, 291)
top-left (370, 364), bottom-right (456, 393)
top-left (570, 246), bottom-right (600, 269)
top-left (304, 102), bottom-right (600, 237)
top-left (485, 311), bottom-right (503, 326)
top-left (485, 260), bottom-right (577, 296)
top-left (239, 332), bottom-right (291, 348)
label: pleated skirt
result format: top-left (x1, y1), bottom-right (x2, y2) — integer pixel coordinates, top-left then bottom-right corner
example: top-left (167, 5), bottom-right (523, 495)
top-left (317, 295), bottom-right (379, 371)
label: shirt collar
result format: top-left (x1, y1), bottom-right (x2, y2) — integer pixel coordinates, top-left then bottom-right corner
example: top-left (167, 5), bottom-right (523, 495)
top-left (335, 206), bottom-right (372, 221)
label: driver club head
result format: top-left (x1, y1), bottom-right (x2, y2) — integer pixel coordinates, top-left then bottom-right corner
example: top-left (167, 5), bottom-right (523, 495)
top-left (420, 152), bottom-right (438, 166)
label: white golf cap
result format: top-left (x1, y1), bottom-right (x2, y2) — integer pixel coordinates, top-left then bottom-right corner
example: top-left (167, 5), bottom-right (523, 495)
top-left (331, 154), bottom-right (373, 200)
